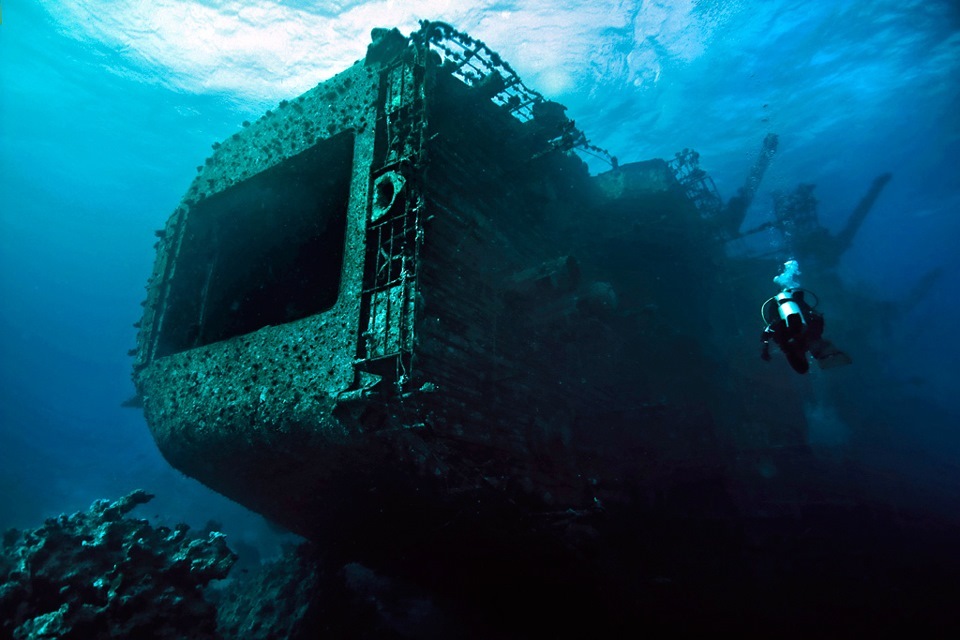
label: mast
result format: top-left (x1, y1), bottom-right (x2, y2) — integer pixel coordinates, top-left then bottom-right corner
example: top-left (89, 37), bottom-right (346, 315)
top-left (720, 133), bottom-right (779, 236)
top-left (833, 173), bottom-right (892, 256)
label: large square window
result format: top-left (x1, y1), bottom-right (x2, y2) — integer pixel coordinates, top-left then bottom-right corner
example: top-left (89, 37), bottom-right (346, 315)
top-left (154, 132), bottom-right (355, 358)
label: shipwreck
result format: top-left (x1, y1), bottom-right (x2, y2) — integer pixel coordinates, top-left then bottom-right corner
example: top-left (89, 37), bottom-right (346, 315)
top-left (133, 22), bottom-right (786, 555)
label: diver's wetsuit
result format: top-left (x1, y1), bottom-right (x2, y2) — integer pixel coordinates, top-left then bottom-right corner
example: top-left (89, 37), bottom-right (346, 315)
top-left (761, 293), bottom-right (850, 374)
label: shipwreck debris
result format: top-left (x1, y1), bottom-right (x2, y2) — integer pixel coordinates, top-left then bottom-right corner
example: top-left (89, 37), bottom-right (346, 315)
top-left (129, 22), bottom-right (784, 567)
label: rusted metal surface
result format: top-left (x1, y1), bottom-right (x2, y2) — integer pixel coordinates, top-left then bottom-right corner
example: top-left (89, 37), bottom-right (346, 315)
top-left (132, 24), bottom-right (761, 552)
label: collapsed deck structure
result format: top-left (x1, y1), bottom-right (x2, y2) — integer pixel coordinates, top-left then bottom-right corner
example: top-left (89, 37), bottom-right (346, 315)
top-left (131, 23), bottom-right (787, 554)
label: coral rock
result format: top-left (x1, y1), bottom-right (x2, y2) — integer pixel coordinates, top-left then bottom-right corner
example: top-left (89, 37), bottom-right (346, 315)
top-left (0, 491), bottom-right (236, 640)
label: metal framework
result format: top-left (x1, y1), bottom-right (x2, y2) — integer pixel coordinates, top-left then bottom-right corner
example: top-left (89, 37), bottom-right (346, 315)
top-left (357, 58), bottom-right (426, 387)
top-left (415, 21), bottom-right (616, 165)
top-left (668, 148), bottom-right (723, 219)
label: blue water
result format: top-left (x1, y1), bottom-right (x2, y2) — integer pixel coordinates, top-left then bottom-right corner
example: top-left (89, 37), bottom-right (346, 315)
top-left (1, 0), bottom-right (959, 563)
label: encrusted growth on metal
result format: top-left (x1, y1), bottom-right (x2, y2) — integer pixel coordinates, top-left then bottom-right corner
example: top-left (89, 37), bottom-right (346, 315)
top-left (415, 20), bottom-right (616, 164)
top-left (131, 23), bottom-right (722, 549)
top-left (668, 148), bottom-right (723, 219)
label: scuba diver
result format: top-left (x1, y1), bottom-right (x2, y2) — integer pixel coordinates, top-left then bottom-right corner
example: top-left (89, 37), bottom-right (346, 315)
top-left (760, 287), bottom-right (852, 374)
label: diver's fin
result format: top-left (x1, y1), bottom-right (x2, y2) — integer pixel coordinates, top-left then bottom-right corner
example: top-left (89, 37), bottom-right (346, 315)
top-left (811, 340), bottom-right (852, 369)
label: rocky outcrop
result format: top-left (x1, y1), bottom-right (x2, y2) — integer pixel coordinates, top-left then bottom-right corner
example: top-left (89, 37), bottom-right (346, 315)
top-left (0, 490), bottom-right (236, 640)
top-left (214, 544), bottom-right (319, 640)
